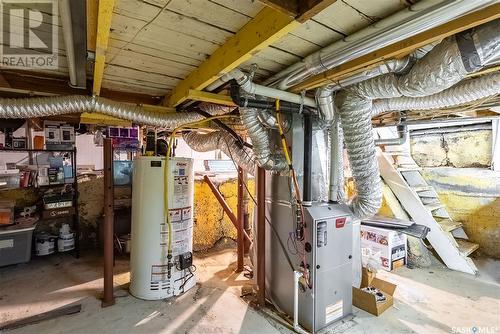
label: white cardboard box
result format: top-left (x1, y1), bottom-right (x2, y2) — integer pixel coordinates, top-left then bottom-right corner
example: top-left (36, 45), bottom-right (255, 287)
top-left (361, 225), bottom-right (407, 271)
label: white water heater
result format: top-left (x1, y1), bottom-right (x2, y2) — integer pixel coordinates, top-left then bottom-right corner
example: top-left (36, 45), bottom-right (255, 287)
top-left (130, 156), bottom-right (196, 300)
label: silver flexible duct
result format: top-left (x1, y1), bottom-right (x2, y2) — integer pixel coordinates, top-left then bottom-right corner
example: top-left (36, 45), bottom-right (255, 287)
top-left (333, 19), bottom-right (499, 219)
top-left (336, 75), bottom-right (403, 219)
top-left (372, 72), bottom-right (500, 116)
top-left (317, 57), bottom-right (412, 124)
top-left (267, 0), bottom-right (496, 89)
top-left (182, 131), bottom-right (256, 175)
top-left (240, 107), bottom-right (288, 171)
top-left (198, 102), bottom-right (235, 115)
top-left (0, 95), bottom-right (205, 129)
top-left (322, 57), bottom-right (413, 93)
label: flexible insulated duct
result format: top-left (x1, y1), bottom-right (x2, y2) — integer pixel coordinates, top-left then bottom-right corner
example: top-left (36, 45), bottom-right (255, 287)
top-left (332, 19), bottom-right (500, 219)
top-left (182, 131), bottom-right (256, 175)
top-left (372, 72), bottom-right (500, 116)
top-left (240, 107), bottom-right (288, 171)
top-left (336, 75), bottom-right (403, 219)
top-left (316, 57), bottom-right (412, 124)
top-left (0, 95), bottom-right (207, 129)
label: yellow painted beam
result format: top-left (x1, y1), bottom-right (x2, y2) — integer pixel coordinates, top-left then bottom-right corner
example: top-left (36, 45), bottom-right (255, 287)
top-left (80, 112), bottom-right (131, 127)
top-left (290, 3), bottom-right (500, 92)
top-left (187, 90), bottom-right (236, 107)
top-left (166, 7), bottom-right (300, 107)
top-left (92, 0), bottom-right (115, 96)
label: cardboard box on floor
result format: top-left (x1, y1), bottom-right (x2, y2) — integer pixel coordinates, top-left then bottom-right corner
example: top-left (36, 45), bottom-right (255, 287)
top-left (353, 268), bottom-right (397, 316)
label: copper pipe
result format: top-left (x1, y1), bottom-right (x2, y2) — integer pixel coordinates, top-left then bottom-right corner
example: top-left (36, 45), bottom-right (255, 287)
top-left (102, 138), bottom-right (115, 307)
top-left (203, 175), bottom-right (251, 244)
top-left (236, 167), bottom-right (244, 272)
top-left (257, 167), bottom-right (266, 307)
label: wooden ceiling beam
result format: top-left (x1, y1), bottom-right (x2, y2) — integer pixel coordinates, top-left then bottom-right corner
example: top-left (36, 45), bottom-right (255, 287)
top-left (290, 3), bottom-right (500, 92)
top-left (166, 7), bottom-right (300, 107)
top-left (0, 70), bottom-right (162, 105)
top-left (187, 90), bottom-right (236, 107)
top-left (92, 0), bottom-right (115, 96)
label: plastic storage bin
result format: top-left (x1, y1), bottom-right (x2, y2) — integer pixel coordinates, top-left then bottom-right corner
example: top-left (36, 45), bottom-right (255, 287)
top-left (0, 226), bottom-right (35, 266)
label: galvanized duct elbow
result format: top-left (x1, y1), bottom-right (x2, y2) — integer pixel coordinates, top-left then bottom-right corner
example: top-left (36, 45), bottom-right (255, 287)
top-left (0, 95), bottom-right (205, 129)
top-left (316, 85), bottom-right (336, 124)
top-left (239, 107), bottom-right (288, 171)
top-left (372, 72), bottom-right (500, 116)
top-left (182, 131), bottom-right (256, 175)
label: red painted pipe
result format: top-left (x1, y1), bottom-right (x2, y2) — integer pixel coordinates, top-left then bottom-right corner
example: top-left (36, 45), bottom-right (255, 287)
top-left (236, 167), bottom-right (245, 272)
top-left (102, 138), bottom-right (115, 307)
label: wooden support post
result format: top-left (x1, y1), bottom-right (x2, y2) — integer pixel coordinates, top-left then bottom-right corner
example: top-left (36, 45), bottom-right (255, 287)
top-left (236, 167), bottom-right (245, 272)
top-left (102, 138), bottom-right (115, 307)
top-left (203, 175), bottom-right (252, 244)
top-left (257, 167), bottom-right (266, 308)
top-left (242, 169), bottom-right (251, 255)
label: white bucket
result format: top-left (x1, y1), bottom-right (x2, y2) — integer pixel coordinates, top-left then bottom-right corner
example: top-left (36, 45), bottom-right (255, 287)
top-left (58, 232), bottom-right (75, 252)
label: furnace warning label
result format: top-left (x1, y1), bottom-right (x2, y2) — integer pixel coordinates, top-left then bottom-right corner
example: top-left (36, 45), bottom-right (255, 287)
top-left (325, 300), bottom-right (343, 323)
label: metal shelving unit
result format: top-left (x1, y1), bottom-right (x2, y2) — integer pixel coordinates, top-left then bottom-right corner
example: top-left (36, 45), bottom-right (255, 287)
top-left (0, 148), bottom-right (80, 258)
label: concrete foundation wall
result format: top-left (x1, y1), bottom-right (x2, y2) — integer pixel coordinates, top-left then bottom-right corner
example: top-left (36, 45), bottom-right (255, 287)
top-left (422, 168), bottom-right (500, 258)
top-left (411, 129), bottom-right (492, 168)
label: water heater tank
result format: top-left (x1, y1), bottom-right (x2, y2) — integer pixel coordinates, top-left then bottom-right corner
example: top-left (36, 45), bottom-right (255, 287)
top-left (130, 156), bottom-right (196, 300)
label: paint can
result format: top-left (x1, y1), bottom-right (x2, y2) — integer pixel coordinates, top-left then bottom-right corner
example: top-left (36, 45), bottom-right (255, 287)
top-left (35, 233), bottom-right (57, 256)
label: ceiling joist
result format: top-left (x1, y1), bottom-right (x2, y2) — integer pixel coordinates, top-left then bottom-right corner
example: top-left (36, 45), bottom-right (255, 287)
top-left (92, 0), bottom-right (115, 96)
top-left (187, 90), bottom-right (236, 107)
top-left (258, 0), bottom-right (337, 22)
top-left (166, 7), bottom-right (300, 107)
top-left (290, 3), bottom-right (500, 92)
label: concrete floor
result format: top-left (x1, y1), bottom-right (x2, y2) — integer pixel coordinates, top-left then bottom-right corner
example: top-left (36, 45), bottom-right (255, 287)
top-left (0, 249), bottom-right (498, 334)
